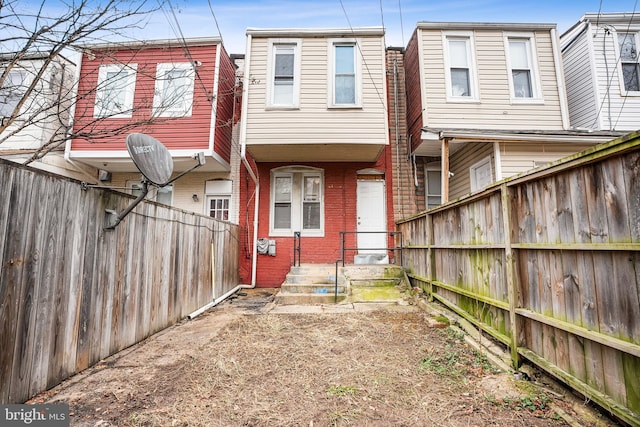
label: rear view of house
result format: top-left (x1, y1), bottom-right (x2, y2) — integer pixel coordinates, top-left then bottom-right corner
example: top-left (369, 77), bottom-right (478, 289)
top-left (239, 27), bottom-right (392, 286)
top-left (400, 22), bottom-right (619, 214)
top-left (65, 37), bottom-right (239, 220)
top-left (561, 12), bottom-right (640, 132)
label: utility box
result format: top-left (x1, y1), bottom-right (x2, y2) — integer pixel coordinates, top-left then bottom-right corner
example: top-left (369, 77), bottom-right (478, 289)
top-left (268, 239), bottom-right (276, 256)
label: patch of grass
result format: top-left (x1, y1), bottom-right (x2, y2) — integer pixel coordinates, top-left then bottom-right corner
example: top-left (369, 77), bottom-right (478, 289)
top-left (501, 394), bottom-right (551, 412)
top-left (434, 315), bottom-right (450, 325)
top-left (419, 351), bottom-right (462, 377)
top-left (327, 385), bottom-right (357, 397)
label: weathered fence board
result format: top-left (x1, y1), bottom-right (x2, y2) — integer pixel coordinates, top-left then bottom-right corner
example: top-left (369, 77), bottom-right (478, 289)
top-left (0, 159), bottom-right (239, 404)
top-left (398, 132), bottom-right (640, 426)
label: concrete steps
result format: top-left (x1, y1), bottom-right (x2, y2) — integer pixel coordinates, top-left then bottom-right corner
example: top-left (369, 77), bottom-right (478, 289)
top-left (275, 264), bottom-right (347, 305)
top-left (275, 264), bottom-right (408, 305)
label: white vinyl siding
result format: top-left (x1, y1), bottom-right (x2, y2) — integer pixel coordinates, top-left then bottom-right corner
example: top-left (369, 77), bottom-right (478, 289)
top-left (560, 27), bottom-right (599, 129)
top-left (497, 142), bottom-right (596, 178)
top-left (244, 35), bottom-right (387, 149)
top-left (418, 28), bottom-right (564, 130)
top-left (448, 143), bottom-right (494, 199)
top-left (588, 24), bottom-right (640, 131)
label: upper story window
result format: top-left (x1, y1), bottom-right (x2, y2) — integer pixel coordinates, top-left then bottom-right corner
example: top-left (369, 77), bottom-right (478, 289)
top-left (267, 41), bottom-right (300, 108)
top-left (94, 64), bottom-right (137, 118)
top-left (205, 179), bottom-right (233, 221)
top-left (0, 69), bottom-right (27, 118)
top-left (505, 34), bottom-right (542, 102)
top-left (329, 40), bottom-right (361, 107)
top-left (443, 32), bottom-right (478, 101)
top-left (153, 63), bottom-right (195, 117)
top-left (270, 167), bottom-right (324, 237)
top-left (618, 32), bottom-right (640, 93)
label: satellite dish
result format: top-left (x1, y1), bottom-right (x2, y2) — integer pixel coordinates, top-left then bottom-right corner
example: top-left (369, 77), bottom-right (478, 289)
top-left (126, 133), bottom-right (173, 186)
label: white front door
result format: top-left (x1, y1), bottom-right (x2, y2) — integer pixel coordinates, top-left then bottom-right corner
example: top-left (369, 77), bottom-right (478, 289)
top-left (356, 178), bottom-right (387, 255)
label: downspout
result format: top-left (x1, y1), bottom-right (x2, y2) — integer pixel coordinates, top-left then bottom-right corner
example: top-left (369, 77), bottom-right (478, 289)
top-left (493, 141), bottom-right (503, 181)
top-left (188, 36), bottom-right (258, 319)
top-left (239, 33), bottom-right (259, 289)
top-left (64, 51), bottom-right (82, 164)
top-left (393, 58), bottom-right (403, 217)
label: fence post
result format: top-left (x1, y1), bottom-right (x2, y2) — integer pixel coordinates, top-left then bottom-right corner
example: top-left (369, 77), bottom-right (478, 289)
top-left (500, 183), bottom-right (519, 370)
top-left (426, 212), bottom-right (435, 301)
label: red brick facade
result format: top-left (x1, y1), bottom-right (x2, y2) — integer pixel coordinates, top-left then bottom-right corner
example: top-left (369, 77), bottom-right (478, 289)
top-left (238, 154), bottom-right (395, 287)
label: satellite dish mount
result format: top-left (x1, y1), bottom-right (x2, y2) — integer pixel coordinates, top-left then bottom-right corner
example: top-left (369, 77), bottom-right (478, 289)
top-left (105, 133), bottom-right (205, 229)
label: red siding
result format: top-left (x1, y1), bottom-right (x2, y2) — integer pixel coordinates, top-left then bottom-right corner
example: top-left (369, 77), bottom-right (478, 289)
top-left (71, 43), bottom-right (222, 151)
top-left (212, 45), bottom-right (236, 164)
top-left (404, 32), bottom-right (424, 153)
top-left (239, 151), bottom-right (395, 287)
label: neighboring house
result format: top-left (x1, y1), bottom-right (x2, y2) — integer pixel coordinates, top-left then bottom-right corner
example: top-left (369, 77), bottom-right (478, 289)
top-left (0, 54), bottom-right (90, 179)
top-left (65, 37), bottom-right (239, 221)
top-left (400, 22), bottom-right (621, 213)
top-left (561, 12), bottom-right (640, 131)
top-left (239, 27), bottom-right (391, 286)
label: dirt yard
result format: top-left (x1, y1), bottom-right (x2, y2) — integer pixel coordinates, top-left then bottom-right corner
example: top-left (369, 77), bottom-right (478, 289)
top-left (30, 289), bottom-right (620, 426)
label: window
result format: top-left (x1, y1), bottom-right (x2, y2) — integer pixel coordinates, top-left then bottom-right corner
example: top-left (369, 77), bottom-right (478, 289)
top-left (94, 64), bottom-right (137, 118)
top-left (153, 63), bottom-right (195, 117)
top-left (268, 41), bottom-right (300, 107)
top-left (127, 181), bottom-right (173, 205)
top-left (469, 156), bottom-right (493, 192)
top-left (618, 32), bottom-right (640, 92)
top-left (505, 35), bottom-right (540, 101)
top-left (207, 196), bottom-right (230, 221)
top-left (0, 70), bottom-right (27, 117)
top-left (329, 40), bottom-right (360, 107)
top-left (424, 161), bottom-right (442, 209)
top-left (444, 33), bottom-right (477, 99)
top-left (205, 179), bottom-right (232, 221)
top-left (270, 167), bottom-right (324, 236)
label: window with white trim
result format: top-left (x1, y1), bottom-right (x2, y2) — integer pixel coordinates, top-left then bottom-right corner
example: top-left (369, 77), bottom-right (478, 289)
top-left (127, 180), bottom-right (173, 205)
top-left (153, 63), bottom-right (195, 117)
top-left (618, 32), bottom-right (640, 92)
top-left (94, 64), bottom-right (137, 118)
top-left (444, 33), bottom-right (478, 99)
top-left (268, 41), bottom-right (300, 107)
top-left (329, 40), bottom-right (360, 107)
top-left (0, 69), bottom-right (27, 117)
top-left (424, 161), bottom-right (442, 209)
top-left (270, 167), bottom-right (324, 236)
top-left (505, 35), bottom-right (541, 100)
top-left (205, 179), bottom-right (232, 221)
top-left (469, 156), bottom-right (493, 192)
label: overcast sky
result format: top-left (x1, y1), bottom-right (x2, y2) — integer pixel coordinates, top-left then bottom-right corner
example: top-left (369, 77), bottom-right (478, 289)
top-left (137, 0), bottom-right (639, 54)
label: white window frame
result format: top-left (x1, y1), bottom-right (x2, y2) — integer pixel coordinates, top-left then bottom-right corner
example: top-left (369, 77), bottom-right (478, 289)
top-left (266, 39), bottom-right (301, 109)
top-left (205, 179), bottom-right (232, 221)
top-left (152, 63), bottom-right (195, 117)
top-left (0, 69), bottom-right (28, 118)
top-left (270, 167), bottom-right (324, 237)
top-left (126, 180), bottom-right (173, 205)
top-left (94, 64), bottom-right (137, 118)
top-left (424, 161), bottom-right (443, 209)
top-left (504, 33), bottom-right (543, 103)
top-left (616, 31), bottom-right (640, 95)
top-left (469, 156), bottom-right (493, 192)
top-left (442, 31), bottom-right (479, 102)
top-left (327, 38), bottom-right (362, 108)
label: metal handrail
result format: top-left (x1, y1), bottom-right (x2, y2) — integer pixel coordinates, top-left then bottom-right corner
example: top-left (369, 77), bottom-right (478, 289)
top-left (293, 231), bottom-right (301, 266)
top-left (338, 231), bottom-right (403, 267)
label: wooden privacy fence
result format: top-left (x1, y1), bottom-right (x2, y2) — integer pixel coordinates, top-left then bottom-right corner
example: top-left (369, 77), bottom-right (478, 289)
top-left (0, 159), bottom-right (239, 404)
top-left (397, 132), bottom-right (640, 426)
